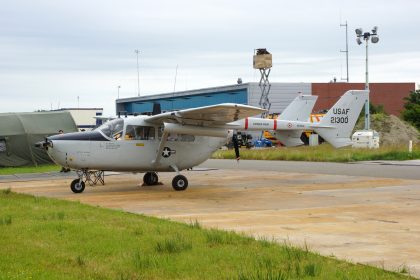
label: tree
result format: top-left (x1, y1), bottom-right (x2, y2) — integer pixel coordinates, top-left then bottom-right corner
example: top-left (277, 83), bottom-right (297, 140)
top-left (370, 102), bottom-right (386, 115)
top-left (401, 89), bottom-right (420, 130)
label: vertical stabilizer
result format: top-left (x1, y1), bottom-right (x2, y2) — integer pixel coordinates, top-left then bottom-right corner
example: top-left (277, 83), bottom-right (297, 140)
top-left (313, 90), bottom-right (368, 148)
top-left (280, 95), bottom-right (318, 121)
top-left (273, 95), bottom-right (317, 146)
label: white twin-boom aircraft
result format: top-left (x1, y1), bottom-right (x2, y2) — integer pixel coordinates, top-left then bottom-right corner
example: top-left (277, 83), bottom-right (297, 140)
top-left (37, 90), bottom-right (368, 193)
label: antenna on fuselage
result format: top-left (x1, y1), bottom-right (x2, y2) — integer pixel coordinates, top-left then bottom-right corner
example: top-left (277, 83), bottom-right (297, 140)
top-left (152, 102), bottom-right (162, 115)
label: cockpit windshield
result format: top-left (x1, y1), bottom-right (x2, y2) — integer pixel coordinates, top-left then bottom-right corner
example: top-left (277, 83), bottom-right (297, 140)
top-left (95, 119), bottom-right (124, 138)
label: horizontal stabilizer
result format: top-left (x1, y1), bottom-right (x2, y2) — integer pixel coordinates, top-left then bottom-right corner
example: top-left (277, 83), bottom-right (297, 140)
top-left (274, 130), bottom-right (303, 147)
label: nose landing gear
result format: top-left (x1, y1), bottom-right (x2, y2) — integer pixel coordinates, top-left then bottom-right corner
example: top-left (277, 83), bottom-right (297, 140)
top-left (70, 169), bottom-right (105, 193)
top-left (70, 179), bottom-right (85, 193)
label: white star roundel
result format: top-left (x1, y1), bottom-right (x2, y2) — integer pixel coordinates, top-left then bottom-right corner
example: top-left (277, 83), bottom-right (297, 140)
top-left (162, 147), bottom-right (174, 158)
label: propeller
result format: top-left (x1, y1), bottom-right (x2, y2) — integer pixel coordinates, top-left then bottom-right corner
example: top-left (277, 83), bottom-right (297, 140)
top-left (35, 137), bottom-right (53, 149)
top-left (232, 133), bottom-right (240, 161)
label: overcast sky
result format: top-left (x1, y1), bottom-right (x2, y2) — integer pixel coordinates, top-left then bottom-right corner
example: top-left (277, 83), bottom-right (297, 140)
top-left (1, 0), bottom-right (419, 116)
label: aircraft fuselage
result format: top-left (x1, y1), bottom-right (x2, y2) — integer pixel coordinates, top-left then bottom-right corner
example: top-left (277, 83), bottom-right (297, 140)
top-left (46, 118), bottom-right (226, 173)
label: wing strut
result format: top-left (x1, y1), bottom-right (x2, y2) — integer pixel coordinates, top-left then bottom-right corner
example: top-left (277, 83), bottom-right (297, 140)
top-left (152, 131), bottom-right (168, 166)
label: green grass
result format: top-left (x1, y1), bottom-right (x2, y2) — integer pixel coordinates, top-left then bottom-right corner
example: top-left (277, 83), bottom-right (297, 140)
top-left (0, 164), bottom-right (60, 175)
top-left (0, 190), bottom-right (412, 279)
top-left (212, 144), bottom-right (420, 162)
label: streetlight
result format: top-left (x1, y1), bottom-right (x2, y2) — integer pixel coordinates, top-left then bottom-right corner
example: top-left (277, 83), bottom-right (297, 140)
top-left (117, 85), bottom-right (121, 99)
top-left (134, 49), bottom-right (140, 97)
top-left (355, 26), bottom-right (379, 130)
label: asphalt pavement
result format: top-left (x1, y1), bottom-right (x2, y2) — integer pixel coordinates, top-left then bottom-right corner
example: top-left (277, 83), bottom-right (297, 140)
top-left (1, 159), bottom-right (419, 182)
top-left (200, 159), bottom-right (420, 180)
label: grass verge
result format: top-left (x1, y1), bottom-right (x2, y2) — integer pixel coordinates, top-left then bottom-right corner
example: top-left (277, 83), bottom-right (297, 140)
top-left (0, 190), bottom-right (412, 279)
top-left (0, 164), bottom-right (60, 175)
top-left (212, 144), bottom-right (420, 162)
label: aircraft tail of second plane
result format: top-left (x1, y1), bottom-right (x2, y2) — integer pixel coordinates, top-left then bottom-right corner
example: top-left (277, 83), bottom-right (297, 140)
top-left (312, 90), bottom-right (368, 148)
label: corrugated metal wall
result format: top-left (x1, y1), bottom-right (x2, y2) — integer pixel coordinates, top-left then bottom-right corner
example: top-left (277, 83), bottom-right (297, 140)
top-left (247, 83), bottom-right (312, 114)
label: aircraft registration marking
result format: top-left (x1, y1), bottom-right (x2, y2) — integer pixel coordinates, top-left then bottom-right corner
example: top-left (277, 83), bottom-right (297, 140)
top-left (105, 143), bottom-right (120, 150)
top-left (331, 108), bottom-right (350, 124)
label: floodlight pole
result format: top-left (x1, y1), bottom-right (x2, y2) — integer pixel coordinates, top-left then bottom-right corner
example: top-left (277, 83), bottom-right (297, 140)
top-left (356, 26), bottom-right (379, 131)
top-left (364, 38), bottom-right (370, 130)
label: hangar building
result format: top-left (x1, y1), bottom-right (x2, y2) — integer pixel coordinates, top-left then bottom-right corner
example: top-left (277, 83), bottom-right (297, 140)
top-left (116, 82), bottom-right (415, 117)
top-left (54, 108), bottom-right (103, 131)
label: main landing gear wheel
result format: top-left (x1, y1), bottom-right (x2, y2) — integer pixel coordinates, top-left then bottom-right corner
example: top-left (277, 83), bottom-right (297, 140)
top-left (143, 172), bottom-right (159, 185)
top-left (70, 179), bottom-right (85, 193)
top-left (172, 175), bottom-right (188, 191)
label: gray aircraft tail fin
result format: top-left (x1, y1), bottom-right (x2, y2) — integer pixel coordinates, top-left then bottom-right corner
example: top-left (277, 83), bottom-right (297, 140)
top-left (280, 95), bottom-right (318, 121)
top-left (273, 95), bottom-right (317, 147)
top-left (313, 90), bottom-right (368, 148)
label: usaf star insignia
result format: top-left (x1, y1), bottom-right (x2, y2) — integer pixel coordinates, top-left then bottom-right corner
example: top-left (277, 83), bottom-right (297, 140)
top-left (162, 147), bottom-right (175, 158)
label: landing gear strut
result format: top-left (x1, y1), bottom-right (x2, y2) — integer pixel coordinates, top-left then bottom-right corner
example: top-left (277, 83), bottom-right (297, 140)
top-left (70, 169), bottom-right (105, 193)
top-left (143, 172), bottom-right (159, 185)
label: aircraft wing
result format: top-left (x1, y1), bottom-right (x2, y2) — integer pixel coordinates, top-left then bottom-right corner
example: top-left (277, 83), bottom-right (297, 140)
top-left (145, 103), bottom-right (265, 126)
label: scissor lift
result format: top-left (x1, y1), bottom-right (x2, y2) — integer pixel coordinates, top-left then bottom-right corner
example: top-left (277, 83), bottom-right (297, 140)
top-left (253, 48), bottom-right (272, 119)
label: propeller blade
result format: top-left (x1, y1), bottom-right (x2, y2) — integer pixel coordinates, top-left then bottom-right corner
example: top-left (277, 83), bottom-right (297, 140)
top-left (35, 138), bottom-right (53, 149)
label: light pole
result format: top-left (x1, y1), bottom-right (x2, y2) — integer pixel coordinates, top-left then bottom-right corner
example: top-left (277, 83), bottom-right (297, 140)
top-left (355, 26), bottom-right (379, 130)
top-left (134, 49), bottom-right (140, 97)
top-left (117, 85), bottom-right (121, 99)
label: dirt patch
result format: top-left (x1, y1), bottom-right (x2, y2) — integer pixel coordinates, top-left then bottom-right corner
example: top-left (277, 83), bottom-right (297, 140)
top-left (356, 114), bottom-right (420, 146)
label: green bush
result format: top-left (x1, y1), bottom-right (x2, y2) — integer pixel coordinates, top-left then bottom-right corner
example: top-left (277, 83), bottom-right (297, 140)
top-left (401, 90), bottom-right (420, 131)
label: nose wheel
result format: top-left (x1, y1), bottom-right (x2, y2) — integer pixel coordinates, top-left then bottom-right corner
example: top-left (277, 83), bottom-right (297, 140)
top-left (172, 175), bottom-right (188, 191)
top-left (69, 169), bottom-right (105, 193)
top-left (70, 179), bottom-right (85, 193)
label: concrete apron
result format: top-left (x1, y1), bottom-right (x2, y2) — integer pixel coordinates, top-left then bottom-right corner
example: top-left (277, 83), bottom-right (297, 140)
top-left (1, 169), bottom-right (419, 277)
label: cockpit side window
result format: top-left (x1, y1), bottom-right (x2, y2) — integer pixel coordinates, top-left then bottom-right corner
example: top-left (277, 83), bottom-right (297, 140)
top-left (125, 125), bottom-right (135, 140)
top-left (125, 125), bottom-right (156, 140)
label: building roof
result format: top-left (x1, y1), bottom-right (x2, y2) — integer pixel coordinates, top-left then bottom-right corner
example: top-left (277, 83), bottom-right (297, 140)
top-left (55, 108), bottom-right (103, 111)
top-left (116, 83), bottom-right (251, 104)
